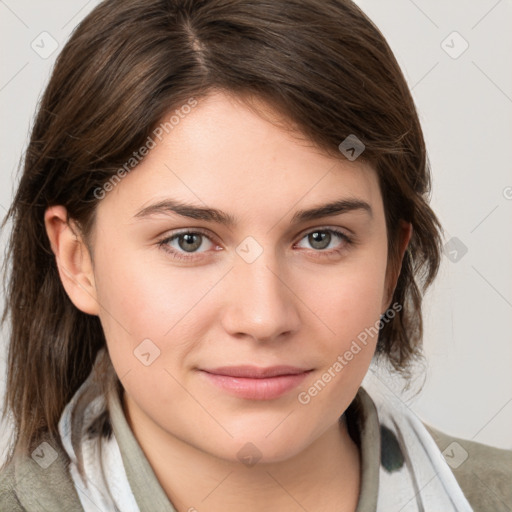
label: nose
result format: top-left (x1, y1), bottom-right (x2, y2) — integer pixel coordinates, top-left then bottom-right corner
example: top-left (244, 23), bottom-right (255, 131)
top-left (220, 250), bottom-right (301, 343)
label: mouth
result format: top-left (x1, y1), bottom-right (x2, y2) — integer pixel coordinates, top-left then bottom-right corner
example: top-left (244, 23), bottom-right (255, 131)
top-left (198, 365), bottom-right (313, 400)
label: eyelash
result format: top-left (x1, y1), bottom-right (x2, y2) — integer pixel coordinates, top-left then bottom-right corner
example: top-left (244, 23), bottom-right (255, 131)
top-left (157, 227), bottom-right (354, 262)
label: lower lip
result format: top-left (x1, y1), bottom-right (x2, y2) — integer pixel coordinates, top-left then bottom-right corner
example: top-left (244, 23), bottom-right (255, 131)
top-left (199, 371), bottom-right (311, 400)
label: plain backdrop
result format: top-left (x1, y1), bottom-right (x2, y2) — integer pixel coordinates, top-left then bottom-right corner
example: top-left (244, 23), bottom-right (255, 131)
top-left (1, 0), bottom-right (511, 465)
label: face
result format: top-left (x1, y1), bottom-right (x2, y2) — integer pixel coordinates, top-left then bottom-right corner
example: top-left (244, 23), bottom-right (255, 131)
top-left (88, 90), bottom-right (394, 464)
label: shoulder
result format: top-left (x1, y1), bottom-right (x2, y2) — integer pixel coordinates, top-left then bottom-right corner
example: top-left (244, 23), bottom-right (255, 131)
top-left (423, 421), bottom-right (512, 512)
top-left (0, 431), bottom-right (83, 512)
top-left (0, 461), bottom-right (24, 511)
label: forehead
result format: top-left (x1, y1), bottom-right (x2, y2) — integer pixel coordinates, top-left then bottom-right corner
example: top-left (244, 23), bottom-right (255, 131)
top-left (96, 91), bottom-right (383, 225)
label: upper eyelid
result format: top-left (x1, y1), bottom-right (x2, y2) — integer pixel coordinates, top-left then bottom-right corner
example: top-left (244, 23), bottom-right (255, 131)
top-left (296, 225), bottom-right (351, 238)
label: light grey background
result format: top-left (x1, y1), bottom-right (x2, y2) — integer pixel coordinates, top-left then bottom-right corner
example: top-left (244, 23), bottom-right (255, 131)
top-left (1, 0), bottom-right (511, 465)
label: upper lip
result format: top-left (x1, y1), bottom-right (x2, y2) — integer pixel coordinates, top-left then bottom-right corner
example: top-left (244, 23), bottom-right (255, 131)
top-left (200, 365), bottom-right (312, 378)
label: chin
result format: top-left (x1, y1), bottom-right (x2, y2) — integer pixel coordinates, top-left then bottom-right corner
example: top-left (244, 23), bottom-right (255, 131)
top-left (198, 427), bottom-right (313, 466)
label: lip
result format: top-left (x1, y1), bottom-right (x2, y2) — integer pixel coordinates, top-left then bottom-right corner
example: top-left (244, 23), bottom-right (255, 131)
top-left (199, 365), bottom-right (313, 400)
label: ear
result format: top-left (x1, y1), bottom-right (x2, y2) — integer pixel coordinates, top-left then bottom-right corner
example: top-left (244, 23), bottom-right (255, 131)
top-left (44, 205), bottom-right (99, 316)
top-left (382, 220), bottom-right (413, 313)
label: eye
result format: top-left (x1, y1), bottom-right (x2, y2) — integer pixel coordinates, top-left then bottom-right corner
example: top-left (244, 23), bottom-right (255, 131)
top-left (295, 228), bottom-right (353, 256)
top-left (157, 227), bottom-right (354, 262)
top-left (157, 229), bottom-right (219, 261)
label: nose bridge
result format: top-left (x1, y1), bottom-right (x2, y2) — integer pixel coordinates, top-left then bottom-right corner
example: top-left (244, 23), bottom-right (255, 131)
top-left (221, 237), bottom-right (299, 341)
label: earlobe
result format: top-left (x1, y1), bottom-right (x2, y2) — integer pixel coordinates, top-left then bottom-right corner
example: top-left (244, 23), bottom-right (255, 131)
top-left (396, 221), bottom-right (413, 272)
top-left (382, 220), bottom-right (413, 313)
top-left (44, 205), bottom-right (99, 316)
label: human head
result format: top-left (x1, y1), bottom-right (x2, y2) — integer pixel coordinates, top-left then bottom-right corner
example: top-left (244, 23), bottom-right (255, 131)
top-left (1, 0), bottom-right (443, 464)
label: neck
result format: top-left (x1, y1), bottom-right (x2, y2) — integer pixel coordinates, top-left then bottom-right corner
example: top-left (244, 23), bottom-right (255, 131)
top-left (123, 393), bottom-right (361, 512)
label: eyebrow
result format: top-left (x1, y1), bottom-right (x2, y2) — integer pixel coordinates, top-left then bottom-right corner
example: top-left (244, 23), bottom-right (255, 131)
top-left (133, 197), bottom-right (373, 226)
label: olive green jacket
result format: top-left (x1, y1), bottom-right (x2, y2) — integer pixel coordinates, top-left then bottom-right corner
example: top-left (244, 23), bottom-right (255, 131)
top-left (1, 385), bottom-right (511, 511)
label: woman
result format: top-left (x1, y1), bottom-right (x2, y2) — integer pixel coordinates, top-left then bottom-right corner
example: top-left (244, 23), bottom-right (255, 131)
top-left (1, 0), bottom-right (510, 510)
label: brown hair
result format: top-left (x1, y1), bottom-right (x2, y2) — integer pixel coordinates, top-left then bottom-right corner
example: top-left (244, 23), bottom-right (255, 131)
top-left (1, 0), bottom-right (443, 466)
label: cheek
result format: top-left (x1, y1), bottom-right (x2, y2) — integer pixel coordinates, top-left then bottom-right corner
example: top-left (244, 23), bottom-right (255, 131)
top-left (93, 264), bottom-right (205, 417)
top-left (94, 240), bottom-right (206, 332)
top-left (91, 225), bottom-right (236, 384)
top-left (304, 245), bottom-right (388, 340)
top-left (294, 244), bottom-right (388, 407)
top-left (93, 246), bottom-right (221, 377)
top-left (294, 265), bottom-right (386, 419)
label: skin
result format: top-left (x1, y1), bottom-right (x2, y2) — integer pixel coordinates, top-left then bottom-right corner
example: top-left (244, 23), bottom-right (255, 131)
top-left (45, 90), bottom-right (412, 511)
